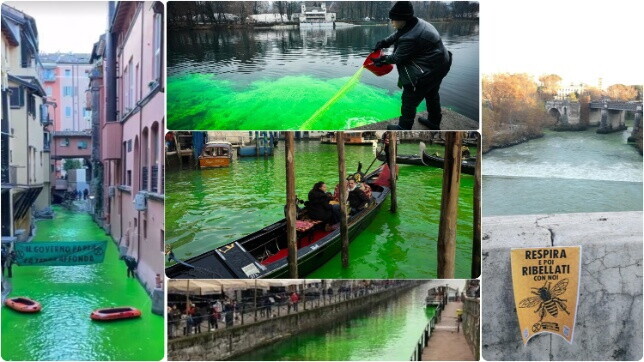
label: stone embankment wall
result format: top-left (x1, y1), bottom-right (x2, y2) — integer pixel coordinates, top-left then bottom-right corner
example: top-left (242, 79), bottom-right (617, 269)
top-left (463, 296), bottom-right (480, 360)
top-left (482, 211), bottom-right (643, 360)
top-left (168, 282), bottom-right (421, 360)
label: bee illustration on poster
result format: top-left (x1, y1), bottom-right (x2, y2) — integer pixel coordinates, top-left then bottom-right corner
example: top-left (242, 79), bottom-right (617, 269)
top-left (510, 246), bottom-right (582, 344)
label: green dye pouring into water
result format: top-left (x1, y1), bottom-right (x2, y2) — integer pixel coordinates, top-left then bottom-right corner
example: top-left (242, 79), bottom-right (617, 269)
top-left (1, 206), bottom-right (164, 361)
top-left (300, 67), bottom-right (365, 129)
top-left (167, 73), bottom-right (419, 130)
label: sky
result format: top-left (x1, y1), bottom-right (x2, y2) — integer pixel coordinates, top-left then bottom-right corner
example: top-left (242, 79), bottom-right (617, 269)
top-left (5, 1), bottom-right (107, 54)
top-left (482, 0), bottom-right (644, 87)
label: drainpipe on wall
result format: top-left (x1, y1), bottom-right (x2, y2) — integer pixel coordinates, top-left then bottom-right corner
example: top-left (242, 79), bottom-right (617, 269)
top-left (137, 2), bottom-right (144, 284)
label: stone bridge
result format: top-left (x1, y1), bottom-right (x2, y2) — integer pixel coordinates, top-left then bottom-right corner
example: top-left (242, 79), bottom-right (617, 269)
top-left (546, 100), bottom-right (643, 136)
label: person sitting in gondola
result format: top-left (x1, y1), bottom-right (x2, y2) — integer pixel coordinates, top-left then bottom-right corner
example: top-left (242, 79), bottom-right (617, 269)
top-left (347, 177), bottom-right (370, 215)
top-left (306, 181), bottom-right (341, 229)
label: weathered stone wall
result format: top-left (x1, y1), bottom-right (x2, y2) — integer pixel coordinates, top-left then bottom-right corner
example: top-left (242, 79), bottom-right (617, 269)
top-left (168, 283), bottom-right (421, 360)
top-left (463, 296), bottom-right (480, 360)
top-left (482, 211), bottom-right (643, 360)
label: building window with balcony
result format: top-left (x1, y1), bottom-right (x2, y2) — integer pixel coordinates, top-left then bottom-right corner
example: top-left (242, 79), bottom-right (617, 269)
top-left (43, 69), bottom-right (55, 82)
top-left (61, 138), bottom-right (70, 147)
top-left (65, 106), bottom-right (72, 118)
top-left (63, 86), bottom-right (73, 97)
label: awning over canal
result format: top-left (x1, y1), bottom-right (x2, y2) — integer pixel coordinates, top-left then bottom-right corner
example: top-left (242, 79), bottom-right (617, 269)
top-left (167, 279), bottom-right (323, 295)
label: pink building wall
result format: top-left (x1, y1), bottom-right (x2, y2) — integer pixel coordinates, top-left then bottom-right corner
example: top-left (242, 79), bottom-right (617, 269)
top-left (105, 1), bottom-right (164, 293)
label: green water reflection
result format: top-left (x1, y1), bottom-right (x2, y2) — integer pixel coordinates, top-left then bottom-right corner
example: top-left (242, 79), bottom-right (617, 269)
top-left (233, 284), bottom-right (436, 361)
top-left (1, 206), bottom-right (164, 361)
top-left (166, 141), bottom-right (475, 278)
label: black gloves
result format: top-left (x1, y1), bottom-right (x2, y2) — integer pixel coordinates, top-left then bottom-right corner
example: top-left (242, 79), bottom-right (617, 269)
top-left (373, 40), bottom-right (387, 52)
top-left (371, 56), bottom-right (386, 67)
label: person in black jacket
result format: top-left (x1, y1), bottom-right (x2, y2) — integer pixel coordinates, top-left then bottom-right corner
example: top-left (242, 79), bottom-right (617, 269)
top-left (372, 1), bottom-right (452, 130)
top-left (347, 178), bottom-right (370, 214)
top-left (306, 181), bottom-right (340, 226)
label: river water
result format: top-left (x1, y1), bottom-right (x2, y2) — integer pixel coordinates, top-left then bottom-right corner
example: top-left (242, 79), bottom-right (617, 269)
top-left (483, 128), bottom-right (643, 216)
top-left (232, 282), bottom-right (439, 361)
top-left (165, 141), bottom-right (475, 278)
top-left (1, 206), bottom-right (163, 361)
top-left (167, 22), bottom-right (479, 130)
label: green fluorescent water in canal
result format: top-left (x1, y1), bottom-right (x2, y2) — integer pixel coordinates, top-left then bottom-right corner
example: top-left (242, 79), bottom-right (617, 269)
top-left (167, 73), bottom-right (410, 130)
top-left (233, 284), bottom-right (436, 361)
top-left (1, 206), bottom-right (163, 361)
top-left (166, 141), bottom-right (475, 278)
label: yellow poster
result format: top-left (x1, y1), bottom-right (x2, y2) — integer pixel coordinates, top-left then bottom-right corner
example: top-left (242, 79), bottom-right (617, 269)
top-left (510, 246), bottom-right (581, 344)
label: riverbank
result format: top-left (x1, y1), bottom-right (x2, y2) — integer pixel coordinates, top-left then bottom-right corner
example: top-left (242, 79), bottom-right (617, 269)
top-left (353, 108), bottom-right (478, 131)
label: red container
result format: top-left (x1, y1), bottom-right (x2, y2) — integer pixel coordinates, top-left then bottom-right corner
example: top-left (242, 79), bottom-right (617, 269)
top-left (363, 49), bottom-right (393, 76)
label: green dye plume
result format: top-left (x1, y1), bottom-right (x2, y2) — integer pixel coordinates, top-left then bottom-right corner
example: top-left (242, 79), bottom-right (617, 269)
top-left (167, 73), bottom-right (419, 130)
top-left (300, 67), bottom-right (365, 129)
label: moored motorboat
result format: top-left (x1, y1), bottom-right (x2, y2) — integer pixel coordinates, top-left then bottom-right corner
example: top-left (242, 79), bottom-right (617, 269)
top-left (199, 142), bottom-right (232, 169)
top-left (5, 297), bottom-right (42, 313)
top-left (90, 306), bottom-right (142, 321)
top-left (166, 164), bottom-right (393, 279)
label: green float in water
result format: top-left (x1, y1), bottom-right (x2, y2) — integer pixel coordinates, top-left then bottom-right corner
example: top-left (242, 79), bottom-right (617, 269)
top-left (1, 206), bottom-right (164, 361)
top-left (167, 73), bottom-right (419, 130)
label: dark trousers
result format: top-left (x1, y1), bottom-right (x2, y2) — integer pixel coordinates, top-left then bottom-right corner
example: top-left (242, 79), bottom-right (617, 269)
top-left (398, 55), bottom-right (452, 130)
top-left (127, 267), bottom-right (135, 278)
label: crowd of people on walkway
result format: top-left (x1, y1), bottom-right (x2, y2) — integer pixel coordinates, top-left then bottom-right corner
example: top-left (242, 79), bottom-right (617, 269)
top-left (167, 280), bottom-right (407, 339)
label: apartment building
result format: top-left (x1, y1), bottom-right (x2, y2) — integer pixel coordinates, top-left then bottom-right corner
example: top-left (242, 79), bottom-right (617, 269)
top-left (1, 4), bottom-right (51, 241)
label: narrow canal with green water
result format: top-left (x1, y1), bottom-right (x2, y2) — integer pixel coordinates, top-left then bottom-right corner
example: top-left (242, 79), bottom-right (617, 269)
top-left (1, 206), bottom-right (163, 361)
top-left (483, 127), bottom-right (643, 216)
top-left (232, 282), bottom-right (437, 361)
top-left (166, 141), bottom-right (475, 278)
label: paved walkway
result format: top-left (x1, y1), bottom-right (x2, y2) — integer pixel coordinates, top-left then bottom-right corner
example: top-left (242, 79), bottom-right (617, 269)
top-left (353, 109), bottom-right (479, 131)
top-left (422, 301), bottom-right (475, 361)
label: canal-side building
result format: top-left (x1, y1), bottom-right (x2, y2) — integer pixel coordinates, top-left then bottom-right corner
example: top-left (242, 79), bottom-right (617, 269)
top-left (88, 1), bottom-right (164, 301)
top-left (40, 53), bottom-right (93, 182)
top-left (1, 4), bottom-right (52, 242)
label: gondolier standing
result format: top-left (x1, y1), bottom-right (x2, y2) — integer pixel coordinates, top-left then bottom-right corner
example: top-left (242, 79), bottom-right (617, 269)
top-left (372, 1), bottom-right (452, 130)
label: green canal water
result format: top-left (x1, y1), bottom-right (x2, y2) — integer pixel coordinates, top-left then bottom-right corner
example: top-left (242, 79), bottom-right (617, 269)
top-left (483, 127), bottom-right (643, 216)
top-left (166, 141), bottom-right (475, 278)
top-left (233, 284), bottom-right (437, 361)
top-left (1, 206), bottom-right (164, 361)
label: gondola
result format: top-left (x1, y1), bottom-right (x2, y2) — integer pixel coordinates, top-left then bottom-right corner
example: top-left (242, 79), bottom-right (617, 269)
top-left (166, 164), bottom-right (392, 279)
top-left (376, 152), bottom-right (476, 175)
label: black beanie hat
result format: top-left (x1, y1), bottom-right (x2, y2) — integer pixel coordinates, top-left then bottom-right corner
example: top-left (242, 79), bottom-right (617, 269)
top-left (389, 1), bottom-right (414, 21)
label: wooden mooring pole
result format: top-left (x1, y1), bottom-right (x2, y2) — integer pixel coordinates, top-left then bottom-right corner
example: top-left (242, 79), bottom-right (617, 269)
top-left (471, 133), bottom-right (481, 278)
top-left (388, 131), bottom-right (398, 213)
top-left (337, 132), bottom-right (350, 268)
top-left (437, 132), bottom-right (463, 278)
top-left (285, 132), bottom-right (298, 278)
